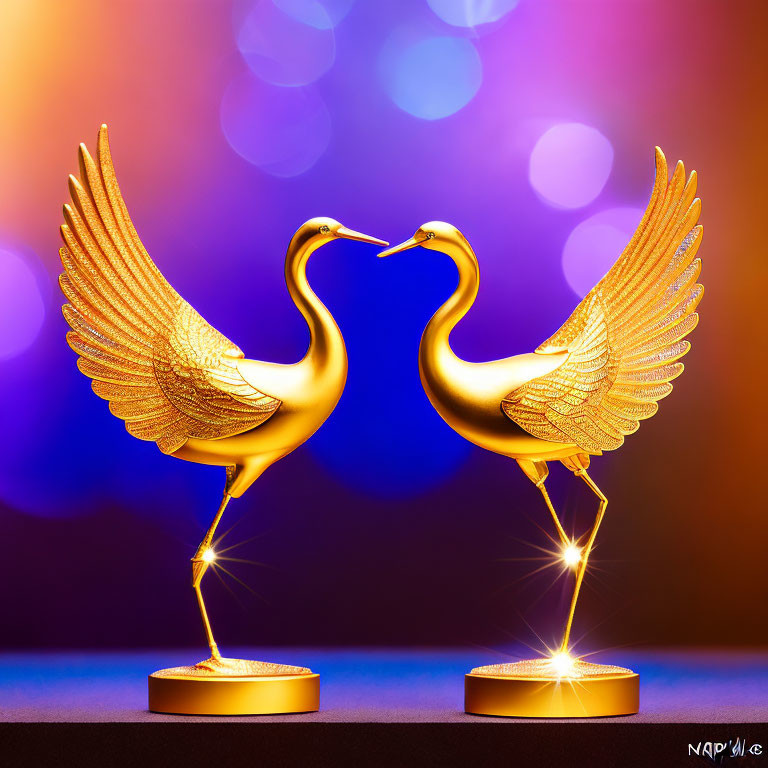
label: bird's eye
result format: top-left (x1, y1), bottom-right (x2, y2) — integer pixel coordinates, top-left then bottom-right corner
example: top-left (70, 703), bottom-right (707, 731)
top-left (319, 225), bottom-right (330, 234)
top-left (426, 232), bottom-right (436, 240)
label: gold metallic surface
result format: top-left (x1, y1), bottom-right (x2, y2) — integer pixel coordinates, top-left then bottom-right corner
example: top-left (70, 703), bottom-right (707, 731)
top-left (382, 149), bottom-right (701, 710)
top-left (465, 662), bottom-right (639, 718)
top-left (149, 669), bottom-right (320, 716)
top-left (59, 125), bottom-right (387, 709)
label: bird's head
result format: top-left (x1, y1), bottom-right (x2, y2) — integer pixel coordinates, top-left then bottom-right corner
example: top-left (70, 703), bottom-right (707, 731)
top-left (377, 221), bottom-right (462, 257)
top-left (298, 217), bottom-right (388, 248)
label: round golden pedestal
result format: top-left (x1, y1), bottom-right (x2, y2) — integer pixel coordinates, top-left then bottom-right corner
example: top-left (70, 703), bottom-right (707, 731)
top-left (465, 659), bottom-right (639, 718)
top-left (148, 658), bottom-right (320, 715)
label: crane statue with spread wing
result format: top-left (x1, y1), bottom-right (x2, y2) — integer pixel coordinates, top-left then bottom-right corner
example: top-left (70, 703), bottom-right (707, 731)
top-left (58, 126), bottom-right (386, 711)
top-left (380, 149), bottom-right (702, 716)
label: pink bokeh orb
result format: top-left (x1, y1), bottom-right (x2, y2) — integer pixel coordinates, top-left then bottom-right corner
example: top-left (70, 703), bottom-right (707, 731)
top-left (0, 248), bottom-right (47, 361)
top-left (561, 207), bottom-right (644, 297)
top-left (529, 123), bottom-right (614, 209)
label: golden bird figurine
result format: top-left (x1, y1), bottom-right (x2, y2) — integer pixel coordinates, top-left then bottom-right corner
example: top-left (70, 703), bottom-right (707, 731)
top-left (59, 125), bottom-right (387, 679)
top-left (380, 149), bottom-right (702, 683)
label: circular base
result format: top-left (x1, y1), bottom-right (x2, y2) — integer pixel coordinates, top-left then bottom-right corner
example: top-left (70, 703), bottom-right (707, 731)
top-left (465, 659), bottom-right (639, 718)
top-left (148, 659), bottom-right (319, 715)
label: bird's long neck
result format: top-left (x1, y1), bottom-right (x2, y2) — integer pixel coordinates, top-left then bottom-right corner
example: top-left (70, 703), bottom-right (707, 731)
top-left (421, 235), bottom-right (480, 360)
top-left (285, 234), bottom-right (346, 374)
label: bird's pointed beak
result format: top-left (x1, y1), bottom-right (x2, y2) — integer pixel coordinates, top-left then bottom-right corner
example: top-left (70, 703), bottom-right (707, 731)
top-left (336, 226), bottom-right (388, 246)
top-left (377, 234), bottom-right (428, 258)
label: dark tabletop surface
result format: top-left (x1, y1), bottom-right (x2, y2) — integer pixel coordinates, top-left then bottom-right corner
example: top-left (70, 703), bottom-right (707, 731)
top-left (1, 647), bottom-right (766, 723)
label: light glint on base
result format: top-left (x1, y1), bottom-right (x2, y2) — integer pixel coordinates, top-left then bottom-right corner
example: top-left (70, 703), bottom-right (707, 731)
top-left (465, 658), bottom-right (639, 718)
top-left (548, 650), bottom-right (576, 678)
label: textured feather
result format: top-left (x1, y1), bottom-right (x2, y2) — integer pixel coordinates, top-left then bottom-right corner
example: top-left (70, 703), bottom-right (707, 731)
top-left (60, 125), bottom-right (281, 453)
top-left (502, 148), bottom-right (703, 453)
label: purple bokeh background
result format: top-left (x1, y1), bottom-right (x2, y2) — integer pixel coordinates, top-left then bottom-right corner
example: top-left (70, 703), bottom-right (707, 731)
top-left (0, 0), bottom-right (765, 654)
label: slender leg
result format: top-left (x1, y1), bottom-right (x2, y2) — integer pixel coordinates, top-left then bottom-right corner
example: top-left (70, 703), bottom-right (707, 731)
top-left (559, 469), bottom-right (607, 653)
top-left (537, 483), bottom-right (570, 548)
top-left (191, 493), bottom-right (232, 661)
top-left (516, 459), bottom-right (569, 547)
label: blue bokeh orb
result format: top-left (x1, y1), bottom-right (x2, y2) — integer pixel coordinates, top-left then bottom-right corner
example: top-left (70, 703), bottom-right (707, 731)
top-left (426, 0), bottom-right (520, 28)
top-left (381, 35), bottom-right (482, 120)
top-left (220, 70), bottom-right (332, 177)
top-left (274, 0), bottom-right (356, 29)
top-left (236, 0), bottom-right (335, 87)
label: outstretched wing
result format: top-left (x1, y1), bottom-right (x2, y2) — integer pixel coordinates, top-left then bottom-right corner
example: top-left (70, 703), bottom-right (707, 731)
top-left (59, 124), bottom-right (280, 454)
top-left (502, 148), bottom-right (702, 453)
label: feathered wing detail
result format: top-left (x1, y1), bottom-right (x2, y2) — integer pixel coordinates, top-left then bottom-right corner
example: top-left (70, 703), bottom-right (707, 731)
top-left (502, 148), bottom-right (703, 453)
top-left (59, 124), bottom-right (281, 454)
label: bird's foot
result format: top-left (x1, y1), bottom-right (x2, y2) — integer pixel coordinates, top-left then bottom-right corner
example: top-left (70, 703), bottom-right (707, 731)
top-left (192, 656), bottom-right (312, 677)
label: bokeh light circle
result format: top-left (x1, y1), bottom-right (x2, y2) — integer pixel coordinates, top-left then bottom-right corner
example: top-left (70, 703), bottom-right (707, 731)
top-left (236, 0), bottom-right (335, 87)
top-left (529, 123), bottom-right (614, 209)
top-left (427, 0), bottom-right (520, 28)
top-left (274, 0), bottom-right (356, 29)
top-left (381, 35), bottom-right (482, 120)
top-left (221, 70), bottom-right (331, 177)
top-left (0, 248), bottom-right (46, 360)
top-left (562, 207), bottom-right (644, 298)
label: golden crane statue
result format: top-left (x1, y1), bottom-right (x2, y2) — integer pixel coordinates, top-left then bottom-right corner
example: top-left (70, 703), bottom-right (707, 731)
top-left (380, 148), bottom-right (702, 717)
top-left (58, 124), bottom-right (387, 715)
